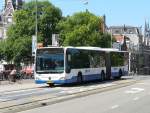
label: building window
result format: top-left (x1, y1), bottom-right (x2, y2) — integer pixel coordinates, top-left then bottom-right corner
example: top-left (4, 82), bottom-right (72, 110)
top-left (114, 30), bottom-right (120, 34)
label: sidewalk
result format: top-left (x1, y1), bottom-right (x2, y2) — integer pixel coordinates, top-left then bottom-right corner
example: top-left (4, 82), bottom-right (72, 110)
top-left (0, 79), bottom-right (46, 92)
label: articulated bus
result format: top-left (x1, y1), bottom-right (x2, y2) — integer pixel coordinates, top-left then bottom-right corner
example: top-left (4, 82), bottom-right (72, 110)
top-left (34, 47), bottom-right (129, 86)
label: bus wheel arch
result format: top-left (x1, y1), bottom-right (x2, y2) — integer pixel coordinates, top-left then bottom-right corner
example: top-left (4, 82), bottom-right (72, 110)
top-left (119, 69), bottom-right (123, 77)
top-left (115, 69), bottom-right (122, 79)
top-left (101, 70), bottom-right (105, 81)
top-left (77, 71), bottom-right (83, 84)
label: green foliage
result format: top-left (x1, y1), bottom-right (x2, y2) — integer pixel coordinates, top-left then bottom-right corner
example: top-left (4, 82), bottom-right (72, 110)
top-left (7, 10), bottom-right (35, 40)
top-left (0, 40), bottom-right (6, 60)
top-left (0, 1), bottom-right (62, 64)
top-left (57, 11), bottom-right (111, 47)
top-left (111, 53), bottom-right (124, 66)
top-left (23, 1), bottom-right (62, 46)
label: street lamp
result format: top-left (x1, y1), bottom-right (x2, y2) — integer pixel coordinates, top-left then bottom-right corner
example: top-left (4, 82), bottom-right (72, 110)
top-left (35, 0), bottom-right (38, 49)
top-left (110, 28), bottom-right (113, 48)
top-left (83, 0), bottom-right (88, 11)
top-left (32, 0), bottom-right (38, 56)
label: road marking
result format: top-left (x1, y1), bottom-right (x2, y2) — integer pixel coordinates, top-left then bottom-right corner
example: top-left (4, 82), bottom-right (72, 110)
top-left (133, 97), bottom-right (139, 101)
top-left (137, 83), bottom-right (150, 85)
top-left (111, 105), bottom-right (119, 109)
top-left (0, 98), bottom-right (8, 102)
top-left (125, 88), bottom-right (144, 94)
top-left (59, 91), bottom-right (67, 94)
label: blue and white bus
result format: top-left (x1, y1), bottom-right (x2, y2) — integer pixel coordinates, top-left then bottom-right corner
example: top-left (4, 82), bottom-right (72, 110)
top-left (34, 47), bottom-right (129, 86)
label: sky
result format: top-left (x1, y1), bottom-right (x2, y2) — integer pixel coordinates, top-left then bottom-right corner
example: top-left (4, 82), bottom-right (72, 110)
top-left (0, 0), bottom-right (150, 27)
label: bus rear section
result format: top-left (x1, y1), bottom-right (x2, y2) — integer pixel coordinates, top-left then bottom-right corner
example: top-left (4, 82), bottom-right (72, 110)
top-left (110, 51), bottom-right (129, 79)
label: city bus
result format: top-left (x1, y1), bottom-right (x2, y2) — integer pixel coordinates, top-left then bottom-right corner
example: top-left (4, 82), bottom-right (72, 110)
top-left (34, 46), bottom-right (129, 86)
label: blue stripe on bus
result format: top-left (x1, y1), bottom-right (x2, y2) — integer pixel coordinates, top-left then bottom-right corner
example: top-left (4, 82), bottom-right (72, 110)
top-left (35, 74), bottom-right (101, 84)
top-left (84, 74), bottom-right (101, 81)
top-left (35, 80), bottom-right (47, 84)
top-left (111, 71), bottom-right (128, 77)
top-left (111, 72), bottom-right (119, 77)
top-left (35, 71), bottom-right (128, 84)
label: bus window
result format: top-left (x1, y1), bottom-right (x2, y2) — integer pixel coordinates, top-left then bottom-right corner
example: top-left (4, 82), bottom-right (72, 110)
top-left (36, 48), bottom-right (64, 73)
top-left (111, 52), bottom-right (124, 66)
top-left (66, 49), bottom-right (90, 69)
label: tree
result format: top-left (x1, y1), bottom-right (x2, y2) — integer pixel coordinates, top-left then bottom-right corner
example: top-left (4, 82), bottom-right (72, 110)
top-left (0, 40), bottom-right (6, 61)
top-left (57, 11), bottom-right (111, 47)
top-left (23, 1), bottom-right (62, 46)
top-left (2, 1), bottom-right (62, 64)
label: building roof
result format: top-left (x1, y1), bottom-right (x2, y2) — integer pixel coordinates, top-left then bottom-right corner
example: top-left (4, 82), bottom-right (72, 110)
top-left (109, 26), bottom-right (138, 29)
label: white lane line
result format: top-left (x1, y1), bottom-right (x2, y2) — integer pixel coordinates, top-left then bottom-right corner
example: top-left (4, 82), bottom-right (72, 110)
top-left (59, 91), bottom-right (67, 94)
top-left (137, 83), bottom-right (150, 85)
top-left (133, 97), bottom-right (139, 101)
top-left (111, 105), bottom-right (119, 109)
top-left (125, 88), bottom-right (144, 94)
top-left (1, 88), bottom-right (39, 94)
top-left (0, 98), bottom-right (8, 102)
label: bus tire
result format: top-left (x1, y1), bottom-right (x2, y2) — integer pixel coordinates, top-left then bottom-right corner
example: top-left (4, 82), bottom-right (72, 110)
top-left (116, 69), bottom-right (122, 79)
top-left (77, 73), bottom-right (83, 84)
top-left (101, 71), bottom-right (105, 81)
top-left (119, 69), bottom-right (123, 77)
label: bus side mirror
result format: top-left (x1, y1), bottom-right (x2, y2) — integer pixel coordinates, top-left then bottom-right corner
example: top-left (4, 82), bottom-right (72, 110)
top-left (66, 66), bottom-right (71, 73)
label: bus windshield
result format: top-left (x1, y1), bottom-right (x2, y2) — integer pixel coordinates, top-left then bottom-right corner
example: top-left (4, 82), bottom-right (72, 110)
top-left (36, 48), bottom-right (64, 74)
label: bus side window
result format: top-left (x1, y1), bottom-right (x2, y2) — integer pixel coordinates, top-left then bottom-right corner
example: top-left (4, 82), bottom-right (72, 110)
top-left (68, 54), bottom-right (71, 62)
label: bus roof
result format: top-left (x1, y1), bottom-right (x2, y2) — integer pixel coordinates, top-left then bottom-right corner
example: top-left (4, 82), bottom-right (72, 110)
top-left (37, 46), bottom-right (128, 53)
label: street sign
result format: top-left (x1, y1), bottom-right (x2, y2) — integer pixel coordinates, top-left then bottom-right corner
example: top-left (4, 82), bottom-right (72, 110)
top-left (32, 35), bottom-right (37, 56)
top-left (52, 34), bottom-right (59, 47)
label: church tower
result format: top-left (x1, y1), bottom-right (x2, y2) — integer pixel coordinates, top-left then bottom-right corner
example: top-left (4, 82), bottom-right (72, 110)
top-left (4, 0), bottom-right (14, 24)
top-left (0, 0), bottom-right (23, 39)
top-left (5, 0), bottom-right (23, 10)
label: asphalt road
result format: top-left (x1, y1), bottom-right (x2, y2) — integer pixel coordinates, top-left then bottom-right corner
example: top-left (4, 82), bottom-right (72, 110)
top-left (0, 76), bottom-right (134, 103)
top-left (18, 76), bottom-right (150, 113)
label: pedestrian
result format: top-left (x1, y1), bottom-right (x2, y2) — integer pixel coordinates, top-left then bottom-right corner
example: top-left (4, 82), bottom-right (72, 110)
top-left (10, 66), bottom-right (17, 82)
top-left (0, 64), bottom-right (4, 81)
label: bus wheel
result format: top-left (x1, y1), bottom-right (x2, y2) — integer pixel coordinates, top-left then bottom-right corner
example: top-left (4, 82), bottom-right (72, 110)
top-left (118, 69), bottom-right (123, 78)
top-left (77, 73), bottom-right (83, 84)
top-left (115, 69), bottom-right (122, 79)
top-left (101, 71), bottom-right (105, 81)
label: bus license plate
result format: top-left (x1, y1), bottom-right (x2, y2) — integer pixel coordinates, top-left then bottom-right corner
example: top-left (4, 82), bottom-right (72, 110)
top-left (47, 80), bottom-right (53, 84)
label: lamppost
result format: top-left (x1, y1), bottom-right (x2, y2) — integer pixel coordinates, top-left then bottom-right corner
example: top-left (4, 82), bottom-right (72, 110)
top-left (35, 0), bottom-right (38, 49)
top-left (110, 28), bottom-right (113, 48)
top-left (32, 0), bottom-right (38, 56)
top-left (83, 0), bottom-right (88, 11)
